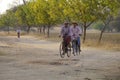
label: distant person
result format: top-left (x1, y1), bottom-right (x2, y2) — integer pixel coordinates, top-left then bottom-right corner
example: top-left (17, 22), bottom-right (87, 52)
top-left (71, 22), bottom-right (82, 52)
top-left (59, 22), bottom-right (72, 53)
top-left (16, 28), bottom-right (21, 38)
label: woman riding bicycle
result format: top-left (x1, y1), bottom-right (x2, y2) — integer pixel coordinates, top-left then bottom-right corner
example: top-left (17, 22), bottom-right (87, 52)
top-left (71, 22), bottom-right (82, 54)
top-left (59, 22), bottom-right (72, 53)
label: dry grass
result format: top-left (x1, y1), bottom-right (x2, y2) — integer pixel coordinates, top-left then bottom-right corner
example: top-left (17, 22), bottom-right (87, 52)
top-left (34, 33), bottom-right (61, 42)
top-left (0, 31), bottom-right (119, 51)
top-left (0, 31), bottom-right (27, 36)
top-left (86, 33), bottom-right (120, 44)
top-left (35, 32), bottom-right (120, 51)
top-left (85, 33), bottom-right (120, 51)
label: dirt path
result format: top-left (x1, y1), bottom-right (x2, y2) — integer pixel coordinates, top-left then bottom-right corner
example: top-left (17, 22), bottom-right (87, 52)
top-left (0, 36), bottom-right (120, 80)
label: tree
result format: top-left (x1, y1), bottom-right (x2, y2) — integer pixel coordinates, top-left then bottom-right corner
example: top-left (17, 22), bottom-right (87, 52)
top-left (66, 0), bottom-right (97, 43)
top-left (15, 0), bottom-right (36, 33)
top-left (97, 0), bottom-right (120, 43)
top-left (0, 10), bottom-right (17, 34)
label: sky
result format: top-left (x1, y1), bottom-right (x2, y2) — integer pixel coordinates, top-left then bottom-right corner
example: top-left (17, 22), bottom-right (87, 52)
top-left (0, 0), bottom-right (23, 14)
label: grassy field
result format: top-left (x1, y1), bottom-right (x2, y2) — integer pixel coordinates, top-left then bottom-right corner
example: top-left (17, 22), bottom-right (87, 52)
top-left (0, 31), bottom-right (27, 36)
top-left (35, 32), bottom-right (120, 51)
top-left (0, 31), bottom-right (120, 51)
top-left (85, 33), bottom-right (120, 51)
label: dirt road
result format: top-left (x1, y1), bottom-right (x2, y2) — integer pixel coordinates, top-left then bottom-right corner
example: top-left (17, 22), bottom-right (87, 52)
top-left (0, 36), bottom-right (120, 80)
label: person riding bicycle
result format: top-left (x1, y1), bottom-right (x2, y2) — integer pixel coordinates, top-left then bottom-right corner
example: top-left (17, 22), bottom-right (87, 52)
top-left (71, 22), bottom-right (82, 53)
top-left (59, 22), bottom-right (71, 53)
top-left (16, 27), bottom-right (21, 38)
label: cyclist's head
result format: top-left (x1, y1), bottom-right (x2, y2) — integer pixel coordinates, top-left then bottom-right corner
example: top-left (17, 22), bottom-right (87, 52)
top-left (72, 22), bottom-right (78, 27)
top-left (64, 22), bottom-right (69, 27)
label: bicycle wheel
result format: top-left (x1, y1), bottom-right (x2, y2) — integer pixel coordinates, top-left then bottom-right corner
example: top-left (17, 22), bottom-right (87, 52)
top-left (72, 40), bottom-right (76, 56)
top-left (77, 37), bottom-right (81, 55)
top-left (59, 42), bottom-right (65, 58)
top-left (67, 43), bottom-right (71, 57)
top-left (76, 45), bottom-right (79, 55)
top-left (78, 45), bottom-right (81, 55)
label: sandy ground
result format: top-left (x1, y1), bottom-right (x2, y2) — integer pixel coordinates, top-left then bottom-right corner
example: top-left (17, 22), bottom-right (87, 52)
top-left (0, 36), bottom-right (120, 80)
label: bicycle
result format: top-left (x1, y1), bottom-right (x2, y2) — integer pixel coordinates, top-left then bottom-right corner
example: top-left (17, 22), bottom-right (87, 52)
top-left (17, 32), bottom-right (20, 38)
top-left (59, 37), bottom-right (72, 58)
top-left (72, 37), bottom-right (81, 56)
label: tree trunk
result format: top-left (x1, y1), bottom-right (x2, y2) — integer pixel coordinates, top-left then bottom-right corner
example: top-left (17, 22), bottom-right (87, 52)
top-left (47, 25), bottom-right (50, 38)
top-left (82, 21), bottom-right (94, 43)
top-left (27, 26), bottom-right (31, 33)
top-left (39, 26), bottom-right (42, 33)
top-left (23, 0), bottom-right (26, 5)
top-left (7, 26), bottom-right (10, 34)
top-left (98, 16), bottom-right (113, 43)
top-left (43, 26), bottom-right (46, 34)
top-left (98, 25), bottom-right (106, 43)
top-left (83, 26), bottom-right (87, 43)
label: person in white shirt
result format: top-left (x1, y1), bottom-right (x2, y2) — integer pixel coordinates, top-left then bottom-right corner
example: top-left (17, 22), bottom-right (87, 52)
top-left (71, 22), bottom-right (82, 53)
top-left (59, 22), bottom-right (71, 37)
top-left (59, 22), bottom-right (72, 53)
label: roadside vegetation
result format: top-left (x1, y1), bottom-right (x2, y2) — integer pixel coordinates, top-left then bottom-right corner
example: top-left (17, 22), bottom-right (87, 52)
top-left (0, 30), bottom-right (119, 51)
top-left (38, 33), bottom-right (120, 51)
top-left (0, 0), bottom-right (120, 51)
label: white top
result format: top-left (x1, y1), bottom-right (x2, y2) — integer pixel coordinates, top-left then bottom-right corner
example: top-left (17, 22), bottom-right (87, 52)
top-left (60, 26), bottom-right (72, 37)
top-left (71, 26), bottom-right (82, 39)
top-left (16, 29), bottom-right (21, 33)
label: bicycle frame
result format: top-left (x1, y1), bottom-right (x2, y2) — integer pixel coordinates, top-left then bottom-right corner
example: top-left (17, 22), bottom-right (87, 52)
top-left (72, 37), bottom-right (80, 55)
top-left (59, 40), bottom-right (71, 58)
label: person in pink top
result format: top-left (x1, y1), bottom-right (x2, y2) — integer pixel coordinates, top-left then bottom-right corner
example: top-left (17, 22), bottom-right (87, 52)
top-left (59, 22), bottom-right (71, 53)
top-left (71, 22), bottom-right (82, 53)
